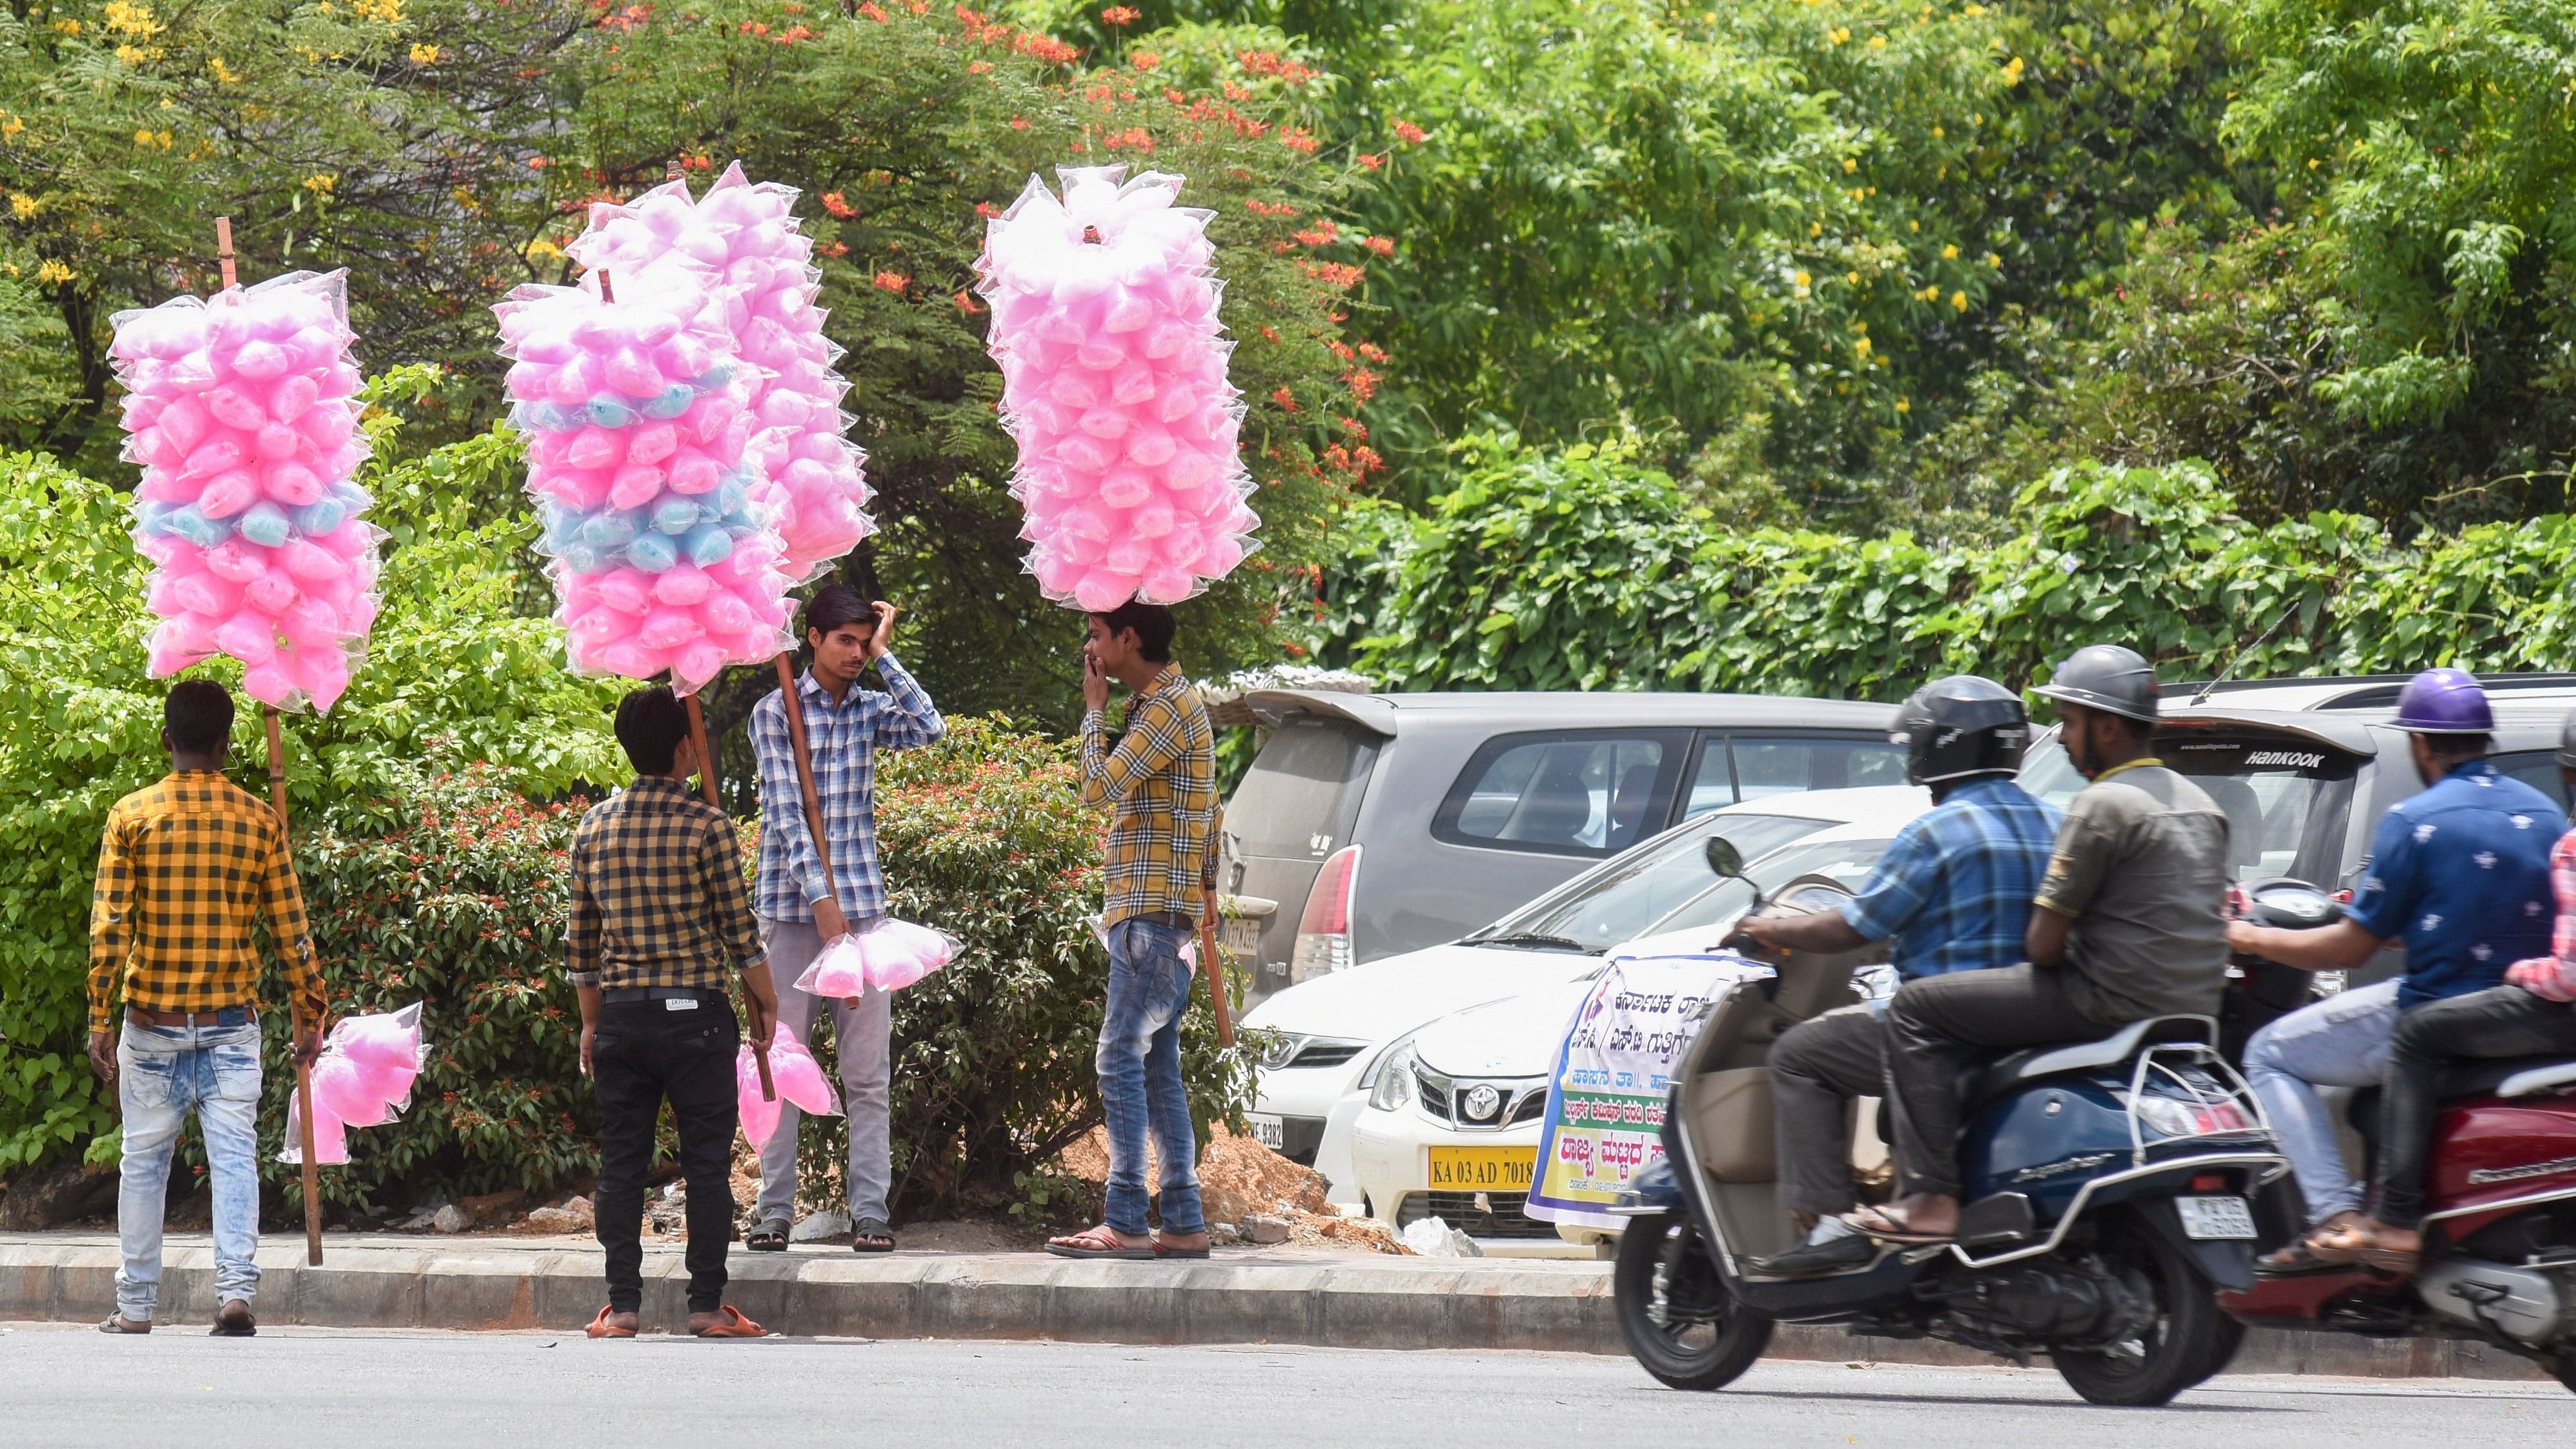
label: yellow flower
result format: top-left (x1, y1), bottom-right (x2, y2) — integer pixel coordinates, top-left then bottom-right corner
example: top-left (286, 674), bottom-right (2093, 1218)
top-left (1842, 157), bottom-right (1858, 173)
top-left (303, 173), bottom-right (336, 194)
top-left (115, 43), bottom-right (148, 63)
top-left (1932, 125), bottom-right (1944, 139)
top-left (1984, 250), bottom-right (2002, 267)
top-left (52, 17), bottom-right (81, 33)
top-left (2002, 55), bottom-right (2025, 85)
top-left (1950, 290), bottom-right (1969, 311)
top-left (1908, 219), bottom-right (1920, 232)
top-left (103, 1), bottom-right (163, 35)
top-left (1, 115), bottom-right (21, 138)
top-left (209, 56), bottom-right (239, 83)
top-left (1846, 270), bottom-right (1861, 284)
top-left (1809, 221), bottom-right (1823, 238)
top-left (2307, 157), bottom-right (2320, 170)
top-left (1867, 33), bottom-right (1886, 48)
top-left (524, 236), bottom-right (564, 260)
top-left (1827, 25), bottom-right (1849, 43)
top-left (36, 259), bottom-right (74, 284)
top-left (352, 0), bottom-right (405, 23)
top-left (1942, 243), bottom-right (1959, 259)
top-left (1854, 336), bottom-right (1872, 356)
top-left (8, 192), bottom-right (34, 219)
top-left (1962, 2), bottom-right (1985, 13)
top-left (409, 41), bottom-right (439, 63)
top-left (1895, 397), bottom-right (1911, 414)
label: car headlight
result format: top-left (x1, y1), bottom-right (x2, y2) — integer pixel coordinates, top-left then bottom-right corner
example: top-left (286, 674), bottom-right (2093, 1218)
top-left (1369, 1040), bottom-right (1420, 1113)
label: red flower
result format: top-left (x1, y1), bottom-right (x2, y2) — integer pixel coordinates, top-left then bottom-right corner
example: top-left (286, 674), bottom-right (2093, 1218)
top-left (953, 289), bottom-right (984, 314)
top-left (1272, 386), bottom-right (1298, 411)
top-left (1100, 4), bottom-right (1139, 23)
top-left (859, 0), bottom-right (887, 18)
top-left (873, 270), bottom-right (909, 293)
top-left (1131, 50), bottom-right (1159, 70)
top-left (1392, 120), bottom-right (1428, 145)
top-left (1362, 235), bottom-right (1393, 256)
top-left (1357, 152), bottom-right (1383, 172)
top-left (822, 191), bottom-right (856, 218)
top-left (1293, 219), bottom-right (1338, 247)
top-left (1279, 127), bottom-right (1319, 154)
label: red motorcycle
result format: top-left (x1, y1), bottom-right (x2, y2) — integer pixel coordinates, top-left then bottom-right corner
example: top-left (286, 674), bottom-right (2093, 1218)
top-left (2216, 882), bottom-right (2576, 1386)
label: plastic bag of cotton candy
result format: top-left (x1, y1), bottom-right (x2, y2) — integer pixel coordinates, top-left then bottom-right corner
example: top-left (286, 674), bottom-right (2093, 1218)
top-left (111, 270), bottom-right (380, 713)
top-left (494, 272), bottom-right (794, 694)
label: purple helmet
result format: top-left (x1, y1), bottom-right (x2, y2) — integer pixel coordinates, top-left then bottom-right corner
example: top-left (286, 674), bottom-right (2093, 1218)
top-left (2390, 667), bottom-right (2494, 735)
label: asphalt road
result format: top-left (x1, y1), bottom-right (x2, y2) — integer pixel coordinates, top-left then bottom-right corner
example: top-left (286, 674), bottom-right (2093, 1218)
top-left (8, 1321), bottom-right (2575, 1447)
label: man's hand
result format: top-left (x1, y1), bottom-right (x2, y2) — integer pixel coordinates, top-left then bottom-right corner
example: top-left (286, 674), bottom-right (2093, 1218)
top-left (741, 964), bottom-right (779, 1050)
top-left (813, 895), bottom-right (851, 943)
top-left (867, 600), bottom-right (899, 660)
top-left (1081, 648), bottom-right (1111, 714)
top-left (579, 1022), bottom-right (596, 1079)
top-left (88, 1029), bottom-right (116, 1088)
top-left (1738, 909), bottom-right (1870, 957)
top-left (292, 1026), bottom-right (323, 1068)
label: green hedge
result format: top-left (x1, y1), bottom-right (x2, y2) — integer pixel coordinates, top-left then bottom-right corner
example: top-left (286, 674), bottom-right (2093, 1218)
top-left (1321, 435), bottom-right (2576, 698)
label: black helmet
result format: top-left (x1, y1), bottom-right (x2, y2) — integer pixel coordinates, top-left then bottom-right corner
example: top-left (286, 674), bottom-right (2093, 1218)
top-left (1893, 675), bottom-right (2030, 785)
top-left (2558, 706), bottom-right (2576, 769)
top-left (2033, 643), bottom-right (2160, 725)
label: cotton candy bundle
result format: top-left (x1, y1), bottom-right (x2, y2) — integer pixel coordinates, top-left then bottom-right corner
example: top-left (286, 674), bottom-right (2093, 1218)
top-left (110, 270), bottom-right (380, 713)
top-left (795, 917), bottom-right (961, 997)
top-left (277, 1002), bottom-right (426, 1166)
top-left (736, 1021), bottom-right (840, 1146)
top-left (496, 276), bottom-right (793, 694)
top-left (569, 164), bottom-right (873, 582)
top-left (976, 165), bottom-right (1261, 611)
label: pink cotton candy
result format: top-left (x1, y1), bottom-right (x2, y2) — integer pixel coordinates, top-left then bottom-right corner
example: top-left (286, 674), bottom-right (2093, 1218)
top-left (766, 1022), bottom-right (841, 1117)
top-left (280, 1093), bottom-right (350, 1167)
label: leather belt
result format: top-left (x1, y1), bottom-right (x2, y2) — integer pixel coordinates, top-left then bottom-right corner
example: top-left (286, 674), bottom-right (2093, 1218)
top-left (127, 1004), bottom-right (256, 1028)
top-left (600, 986), bottom-right (727, 1005)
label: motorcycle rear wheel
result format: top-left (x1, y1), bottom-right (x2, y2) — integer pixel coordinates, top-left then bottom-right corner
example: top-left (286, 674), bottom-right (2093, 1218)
top-left (2052, 1216), bottom-right (2229, 1407)
top-left (1612, 1210), bottom-right (1773, 1392)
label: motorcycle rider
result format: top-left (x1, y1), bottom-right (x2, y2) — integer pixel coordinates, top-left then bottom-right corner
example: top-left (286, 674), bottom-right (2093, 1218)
top-left (2226, 669), bottom-right (2564, 1273)
top-left (1850, 645), bottom-right (2233, 1244)
top-left (2267, 704), bottom-right (2576, 1274)
top-left (1736, 676), bottom-right (2063, 1275)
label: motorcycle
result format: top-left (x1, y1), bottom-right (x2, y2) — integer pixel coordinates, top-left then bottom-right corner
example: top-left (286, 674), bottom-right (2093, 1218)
top-left (1608, 842), bottom-right (2288, 1406)
top-left (2217, 878), bottom-right (2576, 1390)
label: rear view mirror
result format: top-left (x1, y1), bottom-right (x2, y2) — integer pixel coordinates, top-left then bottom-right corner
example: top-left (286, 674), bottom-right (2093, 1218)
top-left (1705, 837), bottom-right (1744, 880)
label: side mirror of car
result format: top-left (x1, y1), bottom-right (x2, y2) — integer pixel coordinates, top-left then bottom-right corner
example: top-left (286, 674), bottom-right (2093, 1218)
top-left (1705, 836), bottom-right (1744, 880)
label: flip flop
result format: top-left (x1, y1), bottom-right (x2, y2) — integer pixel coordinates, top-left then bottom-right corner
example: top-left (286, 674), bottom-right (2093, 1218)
top-left (97, 1315), bottom-right (150, 1335)
top-left (2309, 1222), bottom-right (2420, 1275)
top-left (1841, 1204), bottom-right (1954, 1246)
top-left (691, 1304), bottom-right (766, 1338)
top-left (1045, 1226), bottom-right (1156, 1260)
top-left (585, 1306), bottom-right (637, 1339)
top-left (744, 1221), bottom-right (789, 1253)
top-left (1151, 1232), bottom-right (1211, 1260)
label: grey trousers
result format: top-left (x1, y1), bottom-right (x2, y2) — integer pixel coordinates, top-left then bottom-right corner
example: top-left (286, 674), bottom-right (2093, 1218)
top-left (753, 916), bottom-right (894, 1226)
top-left (1770, 1006), bottom-right (1887, 1217)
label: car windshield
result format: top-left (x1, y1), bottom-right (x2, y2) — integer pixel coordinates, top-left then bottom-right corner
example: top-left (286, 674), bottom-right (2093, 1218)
top-left (1634, 835), bottom-right (1896, 939)
top-left (1465, 811), bottom-right (1834, 953)
top-left (2021, 735), bottom-right (2360, 886)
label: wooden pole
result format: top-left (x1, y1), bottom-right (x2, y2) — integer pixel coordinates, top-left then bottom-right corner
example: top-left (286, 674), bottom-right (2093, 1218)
top-left (772, 652), bottom-right (840, 902)
top-left (216, 216), bottom-right (237, 290)
top-left (263, 705), bottom-right (325, 1266)
top-left (681, 680), bottom-right (767, 1101)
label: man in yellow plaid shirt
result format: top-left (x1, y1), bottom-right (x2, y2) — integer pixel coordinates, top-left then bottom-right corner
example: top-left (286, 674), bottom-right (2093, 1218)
top-left (1048, 601), bottom-right (1219, 1261)
top-left (86, 681), bottom-right (325, 1337)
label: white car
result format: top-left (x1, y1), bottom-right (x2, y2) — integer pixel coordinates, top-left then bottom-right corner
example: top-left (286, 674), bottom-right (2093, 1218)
top-left (1242, 785), bottom-right (1931, 1232)
top-left (1339, 807), bottom-right (1927, 1255)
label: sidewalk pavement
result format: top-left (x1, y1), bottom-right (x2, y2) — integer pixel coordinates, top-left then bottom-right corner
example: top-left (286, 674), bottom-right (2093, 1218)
top-left (0, 1231), bottom-right (2541, 1380)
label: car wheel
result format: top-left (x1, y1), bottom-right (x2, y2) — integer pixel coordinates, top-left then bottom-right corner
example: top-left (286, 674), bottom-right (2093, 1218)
top-left (1612, 1209), bottom-right (1772, 1391)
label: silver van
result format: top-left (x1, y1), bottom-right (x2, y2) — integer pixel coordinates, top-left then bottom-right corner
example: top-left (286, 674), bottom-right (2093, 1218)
top-left (1217, 691), bottom-right (1903, 1007)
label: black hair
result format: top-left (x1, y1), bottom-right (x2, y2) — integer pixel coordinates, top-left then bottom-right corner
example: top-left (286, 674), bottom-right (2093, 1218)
top-left (2424, 732), bottom-right (2494, 764)
top-left (1089, 600), bottom-right (1176, 663)
top-left (164, 680), bottom-right (235, 756)
top-left (614, 686), bottom-right (689, 775)
top-left (803, 584), bottom-right (873, 642)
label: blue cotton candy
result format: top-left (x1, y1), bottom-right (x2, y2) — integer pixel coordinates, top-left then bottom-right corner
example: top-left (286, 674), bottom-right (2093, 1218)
top-left (625, 531), bottom-right (679, 574)
top-left (136, 500), bottom-right (176, 536)
top-left (684, 523), bottom-right (735, 567)
top-left (236, 502), bottom-right (293, 549)
top-left (291, 496), bottom-right (349, 536)
top-left (586, 394), bottom-right (636, 430)
top-left (581, 509), bottom-right (642, 550)
top-left (651, 498), bottom-right (702, 536)
top-left (692, 363), bottom-right (734, 390)
top-left (170, 505), bottom-right (232, 549)
top-left (556, 541), bottom-right (605, 574)
top-left (642, 383), bottom-right (696, 420)
top-left (330, 478), bottom-right (372, 511)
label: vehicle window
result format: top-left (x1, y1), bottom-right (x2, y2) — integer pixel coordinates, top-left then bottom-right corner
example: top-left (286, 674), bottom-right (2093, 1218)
top-left (1641, 837), bottom-right (1896, 938)
top-left (1226, 720), bottom-right (1372, 858)
top-left (1681, 736), bottom-right (1735, 818)
top-left (1470, 812), bottom-right (1832, 952)
top-left (2491, 750), bottom-right (2571, 811)
top-left (2018, 738), bottom-right (2085, 809)
top-left (2026, 735), bottom-right (2361, 886)
top-left (1730, 735), bottom-right (1910, 800)
top-left (1434, 731), bottom-right (1681, 856)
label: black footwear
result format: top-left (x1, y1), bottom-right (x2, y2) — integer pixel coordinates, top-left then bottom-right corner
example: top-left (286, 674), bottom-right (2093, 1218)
top-left (210, 1299), bottom-right (256, 1337)
top-left (1749, 1232), bottom-right (1878, 1277)
top-left (744, 1220), bottom-right (789, 1253)
top-left (852, 1217), bottom-right (895, 1253)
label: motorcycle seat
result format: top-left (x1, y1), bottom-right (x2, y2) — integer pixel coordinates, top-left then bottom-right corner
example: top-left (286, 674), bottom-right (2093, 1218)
top-left (2437, 1055), bottom-right (2576, 1102)
top-left (1958, 1015), bottom-right (2220, 1115)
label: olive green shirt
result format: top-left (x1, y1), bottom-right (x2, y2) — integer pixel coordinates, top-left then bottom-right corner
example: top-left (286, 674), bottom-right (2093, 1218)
top-left (2034, 760), bottom-right (2233, 1024)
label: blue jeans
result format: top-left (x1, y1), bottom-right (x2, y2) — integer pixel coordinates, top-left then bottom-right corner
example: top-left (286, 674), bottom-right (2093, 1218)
top-left (2244, 979), bottom-right (2400, 1226)
top-left (116, 1010), bottom-right (265, 1322)
top-left (1097, 917), bottom-right (1204, 1237)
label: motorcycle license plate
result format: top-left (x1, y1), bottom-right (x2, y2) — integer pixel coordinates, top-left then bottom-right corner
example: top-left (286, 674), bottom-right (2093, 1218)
top-left (1246, 1113), bottom-right (1286, 1151)
top-left (2176, 1195), bottom-right (2256, 1240)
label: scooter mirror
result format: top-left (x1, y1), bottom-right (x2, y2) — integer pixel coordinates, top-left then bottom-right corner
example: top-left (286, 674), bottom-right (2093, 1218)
top-left (1705, 836), bottom-right (1744, 880)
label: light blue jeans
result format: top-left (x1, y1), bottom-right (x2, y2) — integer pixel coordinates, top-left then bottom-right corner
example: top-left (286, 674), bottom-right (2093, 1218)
top-left (116, 1012), bottom-right (265, 1322)
top-left (1097, 917), bottom-right (1204, 1237)
top-left (2244, 980), bottom-right (2401, 1226)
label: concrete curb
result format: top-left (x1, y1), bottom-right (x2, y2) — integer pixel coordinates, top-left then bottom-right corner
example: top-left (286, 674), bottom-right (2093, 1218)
top-left (0, 1233), bottom-right (2544, 1379)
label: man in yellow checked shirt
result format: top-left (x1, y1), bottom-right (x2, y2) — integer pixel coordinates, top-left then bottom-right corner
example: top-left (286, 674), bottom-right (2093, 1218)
top-left (86, 680), bottom-right (325, 1338)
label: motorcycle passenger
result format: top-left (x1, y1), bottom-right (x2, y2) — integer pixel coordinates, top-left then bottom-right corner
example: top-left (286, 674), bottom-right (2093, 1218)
top-left (1737, 677), bottom-right (2064, 1277)
top-left (2264, 704), bottom-right (2576, 1275)
top-left (2226, 669), bottom-right (2564, 1273)
top-left (1850, 645), bottom-right (2233, 1244)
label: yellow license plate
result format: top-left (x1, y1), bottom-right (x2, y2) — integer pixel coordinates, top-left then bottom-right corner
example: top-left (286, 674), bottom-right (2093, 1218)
top-left (1426, 1146), bottom-right (1535, 1191)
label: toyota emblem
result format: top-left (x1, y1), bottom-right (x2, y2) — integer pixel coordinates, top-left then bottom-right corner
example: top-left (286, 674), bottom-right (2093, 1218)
top-left (1464, 1084), bottom-right (1501, 1120)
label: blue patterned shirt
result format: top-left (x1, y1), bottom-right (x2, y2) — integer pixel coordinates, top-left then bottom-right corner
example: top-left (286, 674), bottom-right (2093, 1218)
top-left (1839, 775), bottom-right (2065, 980)
top-left (2346, 758), bottom-right (2565, 1011)
top-left (750, 656), bottom-right (944, 923)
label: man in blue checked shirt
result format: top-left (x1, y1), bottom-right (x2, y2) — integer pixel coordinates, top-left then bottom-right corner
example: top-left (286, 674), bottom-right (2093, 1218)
top-left (742, 584), bottom-right (944, 1255)
top-left (1734, 676), bottom-right (2062, 1277)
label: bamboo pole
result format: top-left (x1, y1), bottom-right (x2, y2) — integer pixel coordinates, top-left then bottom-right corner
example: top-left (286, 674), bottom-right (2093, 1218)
top-left (263, 705), bottom-right (325, 1266)
top-left (773, 651), bottom-right (855, 1023)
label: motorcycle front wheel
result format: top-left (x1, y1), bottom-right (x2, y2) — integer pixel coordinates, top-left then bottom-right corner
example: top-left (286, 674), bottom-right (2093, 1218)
top-left (2052, 1214), bottom-right (2230, 1407)
top-left (1612, 1210), bottom-right (1773, 1391)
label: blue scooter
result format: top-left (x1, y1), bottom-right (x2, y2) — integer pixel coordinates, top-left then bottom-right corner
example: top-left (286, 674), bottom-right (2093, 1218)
top-left (1608, 860), bottom-right (2286, 1406)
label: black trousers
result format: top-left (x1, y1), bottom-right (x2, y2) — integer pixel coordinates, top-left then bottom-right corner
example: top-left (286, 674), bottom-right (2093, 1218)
top-left (2377, 986), bottom-right (2576, 1230)
top-left (593, 997), bottom-right (740, 1314)
top-left (1884, 964), bottom-right (2109, 1199)
top-left (1772, 1008), bottom-right (1888, 1217)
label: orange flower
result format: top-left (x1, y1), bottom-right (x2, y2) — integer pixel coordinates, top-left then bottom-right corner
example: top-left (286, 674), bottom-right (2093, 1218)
top-left (953, 289), bottom-right (983, 314)
top-left (858, 0), bottom-right (887, 18)
top-left (1392, 120), bottom-right (1427, 145)
top-left (1131, 50), bottom-right (1159, 69)
top-left (1362, 236), bottom-right (1393, 256)
top-left (1356, 152), bottom-right (1383, 171)
top-left (822, 191), bottom-right (856, 218)
top-left (1271, 386), bottom-right (1298, 411)
top-left (873, 270), bottom-right (909, 293)
top-left (1100, 4), bottom-right (1139, 23)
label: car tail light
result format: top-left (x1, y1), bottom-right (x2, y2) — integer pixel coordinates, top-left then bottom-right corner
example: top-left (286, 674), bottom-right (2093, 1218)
top-left (1292, 844), bottom-right (1363, 981)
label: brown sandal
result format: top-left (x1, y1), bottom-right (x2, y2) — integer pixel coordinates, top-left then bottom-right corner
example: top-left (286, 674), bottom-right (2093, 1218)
top-left (585, 1306), bottom-right (637, 1339)
top-left (691, 1304), bottom-right (766, 1338)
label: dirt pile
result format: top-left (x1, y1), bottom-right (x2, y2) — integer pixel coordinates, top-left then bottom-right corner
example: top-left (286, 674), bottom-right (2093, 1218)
top-left (1053, 1122), bottom-right (1405, 1255)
